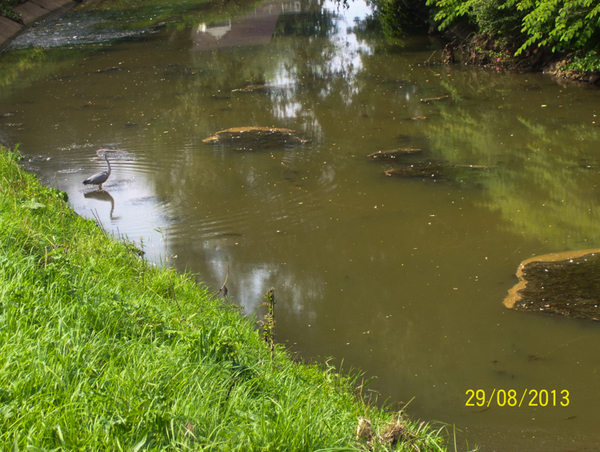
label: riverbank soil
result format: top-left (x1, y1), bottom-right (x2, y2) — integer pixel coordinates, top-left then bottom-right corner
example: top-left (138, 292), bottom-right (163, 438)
top-left (0, 0), bottom-right (75, 50)
top-left (429, 32), bottom-right (597, 86)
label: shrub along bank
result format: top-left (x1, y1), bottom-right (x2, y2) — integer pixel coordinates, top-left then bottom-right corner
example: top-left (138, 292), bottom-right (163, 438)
top-left (375, 0), bottom-right (600, 82)
top-left (0, 145), bottom-right (448, 450)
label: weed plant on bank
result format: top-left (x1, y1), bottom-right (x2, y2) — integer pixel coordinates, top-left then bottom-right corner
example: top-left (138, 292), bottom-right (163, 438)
top-left (0, 0), bottom-right (23, 22)
top-left (0, 146), bottom-right (448, 450)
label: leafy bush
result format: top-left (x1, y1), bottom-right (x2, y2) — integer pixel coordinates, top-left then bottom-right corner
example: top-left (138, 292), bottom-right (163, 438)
top-left (425, 0), bottom-right (526, 50)
top-left (567, 50), bottom-right (600, 72)
top-left (377, 0), bottom-right (410, 40)
top-left (471, 0), bottom-right (525, 43)
top-left (505, 0), bottom-right (600, 55)
top-left (426, 0), bottom-right (600, 62)
top-left (425, 0), bottom-right (477, 30)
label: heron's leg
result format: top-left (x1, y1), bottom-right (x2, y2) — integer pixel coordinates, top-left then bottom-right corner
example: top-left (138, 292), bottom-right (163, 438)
top-left (98, 183), bottom-right (103, 190)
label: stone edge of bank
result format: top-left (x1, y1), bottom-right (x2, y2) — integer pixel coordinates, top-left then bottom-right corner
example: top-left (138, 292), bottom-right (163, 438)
top-left (1, 0), bottom-right (77, 51)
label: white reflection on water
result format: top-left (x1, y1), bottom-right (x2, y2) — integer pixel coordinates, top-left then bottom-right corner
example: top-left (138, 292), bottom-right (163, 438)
top-left (269, 0), bottom-right (372, 123)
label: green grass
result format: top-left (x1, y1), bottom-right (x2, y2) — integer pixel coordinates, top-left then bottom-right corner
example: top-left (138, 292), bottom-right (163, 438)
top-left (0, 145), bottom-right (449, 450)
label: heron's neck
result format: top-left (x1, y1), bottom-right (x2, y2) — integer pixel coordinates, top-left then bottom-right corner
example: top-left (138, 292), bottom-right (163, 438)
top-left (105, 155), bottom-right (111, 175)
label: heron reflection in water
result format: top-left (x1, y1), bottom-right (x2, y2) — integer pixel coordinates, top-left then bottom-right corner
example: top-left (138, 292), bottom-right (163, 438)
top-left (83, 150), bottom-right (112, 190)
top-left (84, 189), bottom-right (119, 220)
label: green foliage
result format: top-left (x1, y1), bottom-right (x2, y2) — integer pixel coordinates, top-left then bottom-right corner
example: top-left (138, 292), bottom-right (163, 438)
top-left (471, 0), bottom-right (525, 42)
top-left (260, 288), bottom-right (276, 359)
top-left (426, 0), bottom-right (525, 39)
top-left (567, 49), bottom-right (600, 71)
top-left (505, 0), bottom-right (600, 55)
top-left (426, 0), bottom-right (600, 60)
top-left (376, 0), bottom-right (410, 41)
top-left (426, 0), bottom-right (477, 30)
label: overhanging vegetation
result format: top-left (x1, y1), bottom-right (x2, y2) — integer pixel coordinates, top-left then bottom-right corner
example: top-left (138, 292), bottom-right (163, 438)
top-left (373, 0), bottom-right (600, 74)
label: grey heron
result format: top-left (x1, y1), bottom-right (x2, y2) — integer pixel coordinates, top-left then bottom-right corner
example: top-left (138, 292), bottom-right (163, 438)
top-left (83, 152), bottom-right (111, 190)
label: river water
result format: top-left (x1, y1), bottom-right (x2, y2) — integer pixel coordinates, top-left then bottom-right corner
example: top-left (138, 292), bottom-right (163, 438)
top-left (2, 0), bottom-right (600, 449)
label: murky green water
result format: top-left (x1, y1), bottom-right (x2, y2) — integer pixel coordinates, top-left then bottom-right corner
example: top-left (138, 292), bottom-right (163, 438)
top-left (2, 0), bottom-right (600, 449)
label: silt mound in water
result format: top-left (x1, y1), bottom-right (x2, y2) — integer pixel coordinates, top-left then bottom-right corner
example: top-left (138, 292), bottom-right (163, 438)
top-left (367, 148), bottom-right (422, 161)
top-left (504, 249), bottom-right (600, 320)
top-left (203, 127), bottom-right (307, 151)
top-left (384, 161), bottom-right (489, 180)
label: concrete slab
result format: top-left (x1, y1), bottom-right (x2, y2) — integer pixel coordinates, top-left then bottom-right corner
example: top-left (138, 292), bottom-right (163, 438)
top-left (31, 0), bottom-right (73, 11)
top-left (0, 17), bottom-right (24, 38)
top-left (0, 18), bottom-right (24, 47)
top-left (12, 1), bottom-right (52, 25)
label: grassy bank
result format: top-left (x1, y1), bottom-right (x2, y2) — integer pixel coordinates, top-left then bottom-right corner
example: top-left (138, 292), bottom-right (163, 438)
top-left (0, 145), bottom-right (448, 450)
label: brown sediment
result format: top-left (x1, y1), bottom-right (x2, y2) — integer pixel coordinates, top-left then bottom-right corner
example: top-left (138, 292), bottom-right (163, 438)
top-left (504, 249), bottom-right (600, 320)
top-left (384, 161), bottom-right (489, 179)
top-left (419, 95), bottom-right (450, 103)
top-left (367, 148), bottom-right (422, 161)
top-left (385, 161), bottom-right (448, 179)
top-left (232, 84), bottom-right (292, 92)
top-left (202, 127), bottom-right (307, 150)
top-left (431, 33), bottom-right (600, 87)
top-left (543, 58), bottom-right (600, 85)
